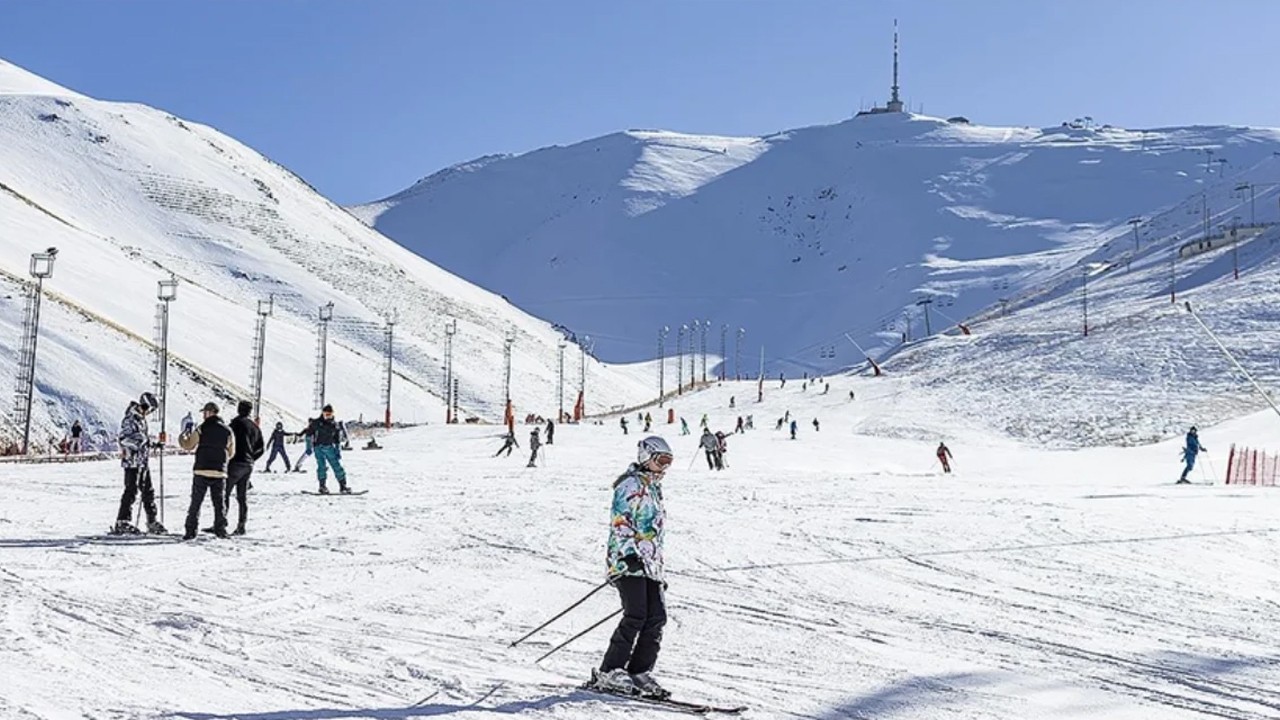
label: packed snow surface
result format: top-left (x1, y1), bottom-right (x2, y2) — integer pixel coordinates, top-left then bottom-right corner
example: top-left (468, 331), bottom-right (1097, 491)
top-left (3, 379), bottom-right (1279, 719)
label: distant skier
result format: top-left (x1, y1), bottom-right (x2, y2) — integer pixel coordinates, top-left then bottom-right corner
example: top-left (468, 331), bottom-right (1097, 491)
top-left (225, 400), bottom-right (264, 536)
top-left (700, 428), bottom-right (720, 470)
top-left (775, 417), bottom-right (784, 431)
top-left (265, 422), bottom-right (291, 472)
top-left (113, 392), bottom-right (164, 535)
top-left (779, 372), bottom-right (785, 388)
top-left (494, 430), bottom-right (519, 457)
top-left (1178, 427), bottom-right (1206, 484)
top-left (177, 402), bottom-right (234, 540)
top-left (823, 383), bottom-right (830, 395)
top-left (812, 418), bottom-right (820, 432)
top-left (937, 442), bottom-right (953, 474)
top-left (735, 416), bottom-right (744, 434)
top-left (620, 416), bottom-right (629, 435)
top-left (312, 405), bottom-right (352, 494)
top-left (700, 414), bottom-right (708, 430)
top-left (714, 431), bottom-right (728, 469)
top-left (745, 415), bottom-right (754, 430)
top-left (546, 419), bottom-right (556, 445)
top-left (69, 420), bottom-right (83, 454)
top-left (527, 427), bottom-right (542, 467)
top-left (679, 417), bottom-right (690, 436)
top-left (848, 390), bottom-right (855, 401)
top-left (729, 396), bottom-right (735, 409)
top-left (802, 382), bottom-right (807, 392)
top-left (789, 419), bottom-right (798, 440)
top-left (643, 412), bottom-right (652, 432)
top-left (588, 435), bottom-right (673, 700)
top-left (784, 410), bottom-right (790, 423)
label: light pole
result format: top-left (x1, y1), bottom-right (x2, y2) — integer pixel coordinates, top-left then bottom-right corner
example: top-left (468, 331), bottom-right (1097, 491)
top-left (701, 319), bottom-right (709, 383)
top-left (443, 319), bottom-right (456, 423)
top-left (1236, 182), bottom-right (1256, 226)
top-left (578, 334), bottom-right (590, 420)
top-left (657, 326), bottom-right (669, 405)
top-left (916, 297), bottom-right (934, 336)
top-left (382, 310), bottom-right (396, 429)
top-left (735, 327), bottom-right (745, 381)
top-left (249, 296), bottom-right (273, 425)
top-left (1231, 216), bottom-right (1241, 280)
top-left (1170, 235), bottom-right (1180, 304)
top-left (557, 340), bottom-right (566, 423)
top-left (689, 320), bottom-right (698, 389)
top-left (719, 324), bottom-right (727, 382)
top-left (677, 325), bottom-right (686, 395)
top-left (14, 247), bottom-right (57, 455)
top-left (313, 302), bottom-right (334, 411)
top-left (1082, 266), bottom-right (1089, 337)
top-left (155, 275), bottom-right (178, 526)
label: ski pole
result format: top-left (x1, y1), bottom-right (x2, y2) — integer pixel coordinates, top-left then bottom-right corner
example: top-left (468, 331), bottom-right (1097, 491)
top-left (534, 608), bottom-right (622, 663)
top-left (509, 579), bottom-right (611, 648)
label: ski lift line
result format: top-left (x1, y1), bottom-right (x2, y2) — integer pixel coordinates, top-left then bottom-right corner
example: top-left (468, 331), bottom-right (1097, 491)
top-left (698, 526), bottom-right (1280, 574)
top-left (1184, 301), bottom-right (1280, 424)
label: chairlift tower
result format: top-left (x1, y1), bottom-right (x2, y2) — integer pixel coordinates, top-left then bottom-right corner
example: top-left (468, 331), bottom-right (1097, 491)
top-left (444, 319), bottom-right (457, 423)
top-left (249, 296), bottom-right (273, 424)
top-left (313, 302), bottom-right (334, 411)
top-left (13, 247), bottom-right (57, 455)
top-left (382, 310), bottom-right (396, 429)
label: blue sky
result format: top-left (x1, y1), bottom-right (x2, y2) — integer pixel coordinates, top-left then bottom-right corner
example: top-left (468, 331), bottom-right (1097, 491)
top-left (1, 0), bottom-right (1275, 204)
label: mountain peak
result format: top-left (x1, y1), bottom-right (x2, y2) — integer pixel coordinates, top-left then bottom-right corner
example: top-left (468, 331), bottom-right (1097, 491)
top-left (0, 58), bottom-right (84, 98)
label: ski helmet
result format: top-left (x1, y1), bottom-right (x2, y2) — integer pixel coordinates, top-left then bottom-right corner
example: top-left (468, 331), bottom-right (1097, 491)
top-left (138, 392), bottom-right (158, 411)
top-left (636, 435), bottom-right (674, 467)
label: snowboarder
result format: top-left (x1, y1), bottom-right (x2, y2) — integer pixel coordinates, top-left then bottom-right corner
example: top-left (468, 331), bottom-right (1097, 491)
top-left (735, 416), bottom-right (744, 434)
top-left (265, 422), bottom-right (291, 472)
top-left (546, 419), bottom-right (555, 445)
top-left (311, 405), bottom-right (352, 494)
top-left (937, 442), bottom-right (953, 473)
top-left (292, 418), bottom-right (315, 473)
top-left (679, 417), bottom-right (689, 436)
top-left (589, 435), bottom-right (673, 700)
top-left (225, 400), bottom-right (264, 536)
top-left (527, 427), bottom-right (542, 467)
top-left (177, 402), bottom-right (234, 540)
top-left (620, 416), bottom-right (629, 435)
top-left (643, 412), bottom-right (652, 432)
top-left (812, 418), bottom-right (820, 432)
top-left (114, 392), bottom-right (164, 535)
top-left (1178, 427), bottom-right (1206, 484)
top-left (494, 431), bottom-right (519, 457)
top-left (699, 428), bottom-right (720, 470)
top-left (789, 419), bottom-right (798, 440)
top-left (69, 420), bottom-right (83, 454)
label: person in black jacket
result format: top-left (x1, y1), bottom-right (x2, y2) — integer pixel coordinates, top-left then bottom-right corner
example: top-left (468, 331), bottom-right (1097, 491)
top-left (265, 421), bottom-right (291, 472)
top-left (545, 419), bottom-right (555, 445)
top-left (312, 405), bottom-right (351, 494)
top-left (225, 400), bottom-right (265, 535)
top-left (178, 402), bottom-right (235, 539)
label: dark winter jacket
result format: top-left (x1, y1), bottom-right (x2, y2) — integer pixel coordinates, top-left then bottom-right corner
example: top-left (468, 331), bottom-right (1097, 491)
top-left (71, 422), bottom-right (83, 439)
top-left (311, 416), bottom-right (343, 447)
top-left (179, 416), bottom-right (235, 479)
top-left (269, 427), bottom-right (287, 448)
top-left (530, 430), bottom-right (542, 451)
top-left (1185, 432), bottom-right (1205, 457)
top-left (118, 402), bottom-right (151, 469)
top-left (699, 431), bottom-right (718, 451)
top-left (229, 414), bottom-right (265, 466)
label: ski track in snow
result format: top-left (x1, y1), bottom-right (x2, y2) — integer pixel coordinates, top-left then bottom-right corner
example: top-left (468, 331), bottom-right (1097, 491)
top-left (3, 379), bottom-right (1280, 719)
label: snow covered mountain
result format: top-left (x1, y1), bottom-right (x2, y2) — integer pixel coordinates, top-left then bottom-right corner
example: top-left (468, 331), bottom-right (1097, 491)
top-left (0, 59), bottom-right (654, 450)
top-left (353, 114), bottom-right (1280, 377)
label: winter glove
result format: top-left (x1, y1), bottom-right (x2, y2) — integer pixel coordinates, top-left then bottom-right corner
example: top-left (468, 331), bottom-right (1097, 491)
top-left (621, 554), bottom-right (645, 574)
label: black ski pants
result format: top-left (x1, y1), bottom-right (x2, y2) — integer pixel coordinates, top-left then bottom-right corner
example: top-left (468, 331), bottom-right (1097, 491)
top-left (705, 449), bottom-right (717, 470)
top-left (601, 576), bottom-right (666, 674)
top-left (265, 444), bottom-right (290, 472)
top-left (184, 475), bottom-right (227, 536)
top-left (224, 462), bottom-right (253, 530)
top-left (117, 467), bottom-right (158, 523)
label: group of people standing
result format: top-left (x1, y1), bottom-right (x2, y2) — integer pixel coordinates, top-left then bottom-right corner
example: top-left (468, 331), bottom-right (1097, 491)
top-left (495, 418), bottom-right (555, 467)
top-left (112, 393), bottom-right (355, 539)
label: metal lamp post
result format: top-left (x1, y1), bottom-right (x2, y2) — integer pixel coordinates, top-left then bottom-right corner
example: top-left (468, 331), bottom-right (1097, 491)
top-left (14, 247), bottom-right (57, 455)
top-left (155, 276), bottom-right (178, 525)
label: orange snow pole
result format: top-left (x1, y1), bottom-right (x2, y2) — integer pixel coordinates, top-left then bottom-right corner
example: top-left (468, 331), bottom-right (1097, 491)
top-left (504, 400), bottom-right (514, 435)
top-left (573, 391), bottom-right (584, 422)
top-left (667, 408), bottom-right (675, 424)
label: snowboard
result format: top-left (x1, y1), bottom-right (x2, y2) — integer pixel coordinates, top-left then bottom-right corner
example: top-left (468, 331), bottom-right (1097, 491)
top-left (301, 489), bottom-right (368, 496)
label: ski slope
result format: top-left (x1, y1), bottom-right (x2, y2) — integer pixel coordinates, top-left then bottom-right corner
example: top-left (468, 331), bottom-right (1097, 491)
top-left (3, 377), bottom-right (1280, 720)
top-left (0, 58), bottom-right (655, 451)
top-left (352, 113), bottom-right (1280, 375)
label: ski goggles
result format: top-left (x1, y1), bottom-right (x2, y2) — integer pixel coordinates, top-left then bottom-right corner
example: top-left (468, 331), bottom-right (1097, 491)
top-left (651, 453), bottom-right (674, 469)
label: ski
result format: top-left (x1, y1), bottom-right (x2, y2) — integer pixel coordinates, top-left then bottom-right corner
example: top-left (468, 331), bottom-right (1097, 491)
top-left (300, 489), bottom-right (368, 496)
top-left (578, 685), bottom-right (747, 715)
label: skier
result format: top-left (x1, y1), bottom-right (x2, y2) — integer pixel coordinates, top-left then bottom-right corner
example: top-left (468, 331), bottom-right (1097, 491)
top-left (937, 442), bottom-right (953, 474)
top-left (745, 415), bottom-right (754, 430)
top-left (620, 416), bottom-right (629, 435)
top-left (848, 390), bottom-right (855, 401)
top-left (735, 416), bottom-right (744, 434)
top-left (789, 419), bottom-right (798, 440)
top-left (69, 420), bottom-right (83, 454)
top-left (265, 422), bottom-right (291, 472)
top-left (644, 413), bottom-right (652, 432)
top-left (802, 382), bottom-right (807, 392)
top-left (823, 383), bottom-right (830, 395)
top-left (679, 417), bottom-right (689, 436)
top-left (527, 427), bottom-right (542, 467)
top-left (779, 372), bottom-right (785, 388)
top-left (812, 418), bottom-right (820, 432)
top-left (546, 418), bottom-right (555, 445)
top-left (699, 414), bottom-right (708, 430)
top-left (494, 430), bottom-right (519, 457)
top-left (775, 417), bottom-right (784, 431)
top-left (293, 418), bottom-right (315, 473)
top-left (311, 405), bottom-right (352, 494)
top-left (1178, 427), bottom-right (1206, 484)
top-left (729, 396), bottom-right (735, 409)
top-left (225, 400), bottom-right (264, 536)
top-left (714, 431), bottom-right (728, 469)
top-left (114, 392), bottom-right (164, 535)
top-left (177, 402), bottom-right (234, 540)
top-left (589, 435), bottom-right (673, 699)
top-left (699, 428), bottom-right (719, 470)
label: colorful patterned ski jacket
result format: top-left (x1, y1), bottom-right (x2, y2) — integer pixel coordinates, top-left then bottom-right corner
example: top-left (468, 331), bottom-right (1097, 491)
top-left (606, 463), bottom-right (666, 583)
top-left (118, 402), bottom-right (151, 469)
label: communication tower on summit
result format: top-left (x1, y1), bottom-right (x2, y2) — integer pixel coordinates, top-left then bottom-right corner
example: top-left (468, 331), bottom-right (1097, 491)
top-left (857, 19), bottom-right (906, 116)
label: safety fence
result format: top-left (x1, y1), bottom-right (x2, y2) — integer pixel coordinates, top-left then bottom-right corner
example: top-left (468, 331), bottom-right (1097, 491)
top-left (1224, 444), bottom-right (1280, 486)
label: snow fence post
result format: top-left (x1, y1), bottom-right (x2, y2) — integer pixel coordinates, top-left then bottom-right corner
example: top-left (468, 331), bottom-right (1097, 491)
top-left (1226, 445), bottom-right (1235, 485)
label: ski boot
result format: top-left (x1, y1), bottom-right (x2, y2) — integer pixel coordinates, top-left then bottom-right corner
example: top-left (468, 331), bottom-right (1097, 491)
top-left (589, 668), bottom-right (638, 696)
top-left (318, 485), bottom-right (331, 495)
top-left (1176, 478), bottom-right (1191, 484)
top-left (630, 672), bottom-right (670, 700)
top-left (110, 520), bottom-right (141, 535)
top-left (339, 484), bottom-right (352, 495)
top-left (233, 524), bottom-right (246, 536)
top-left (146, 520), bottom-right (168, 535)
